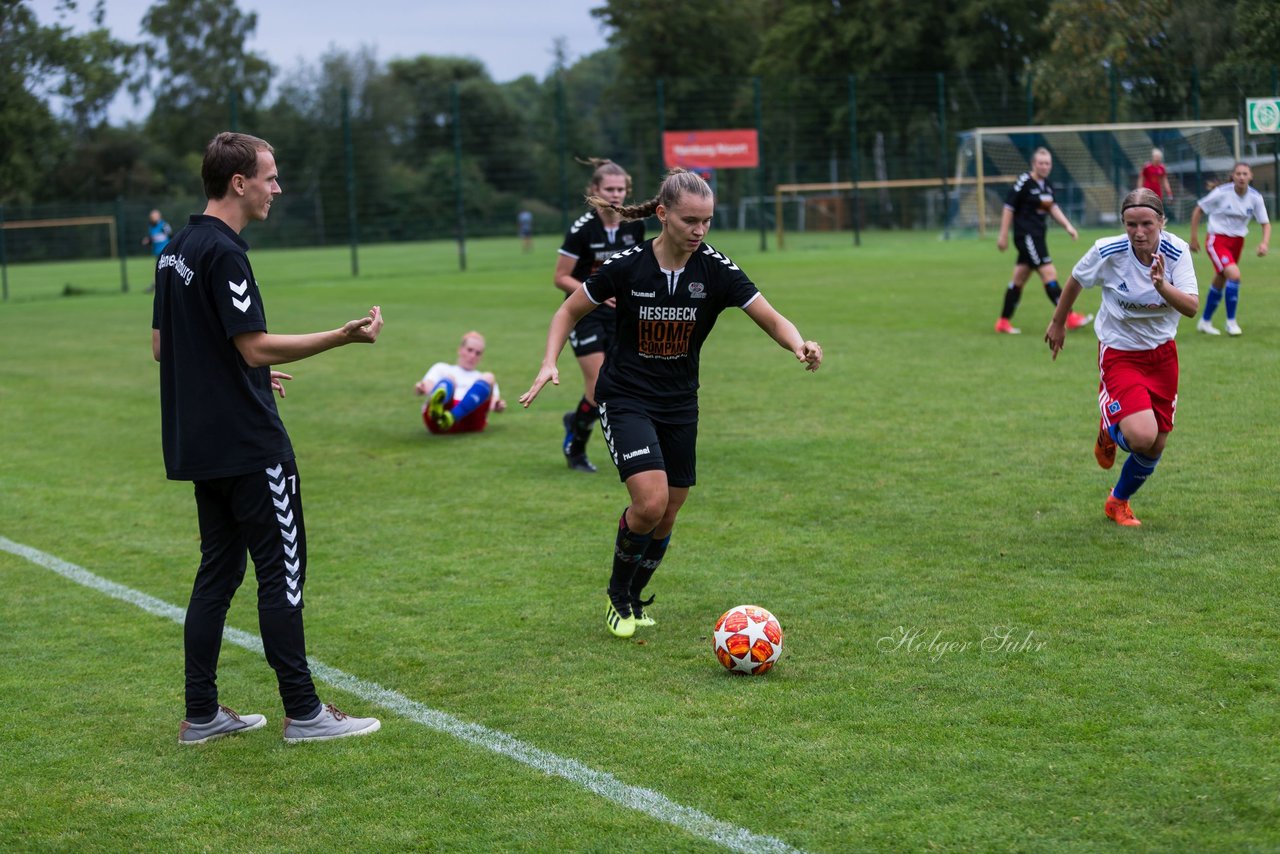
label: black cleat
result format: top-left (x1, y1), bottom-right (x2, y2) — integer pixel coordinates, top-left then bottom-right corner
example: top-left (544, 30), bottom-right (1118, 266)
top-left (566, 452), bottom-right (597, 473)
top-left (562, 412), bottom-right (576, 456)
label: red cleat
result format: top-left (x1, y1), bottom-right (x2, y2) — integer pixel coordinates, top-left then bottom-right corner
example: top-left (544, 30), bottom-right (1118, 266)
top-left (994, 318), bottom-right (1021, 334)
top-left (1105, 494), bottom-right (1141, 526)
top-left (1094, 425), bottom-right (1116, 469)
top-left (1066, 311), bottom-right (1093, 330)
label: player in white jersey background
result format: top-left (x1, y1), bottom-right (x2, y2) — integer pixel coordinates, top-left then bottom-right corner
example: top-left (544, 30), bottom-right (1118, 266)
top-left (1188, 162), bottom-right (1270, 336)
top-left (415, 330), bottom-right (505, 434)
top-left (1045, 189), bottom-right (1199, 527)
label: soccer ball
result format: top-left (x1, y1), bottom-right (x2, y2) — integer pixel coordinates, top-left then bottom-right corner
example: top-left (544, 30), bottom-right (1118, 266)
top-left (713, 605), bottom-right (784, 675)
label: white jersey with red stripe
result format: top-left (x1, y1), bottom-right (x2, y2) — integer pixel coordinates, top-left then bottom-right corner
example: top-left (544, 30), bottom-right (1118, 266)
top-left (1196, 183), bottom-right (1269, 237)
top-left (421, 362), bottom-right (498, 404)
top-left (1071, 231), bottom-right (1198, 351)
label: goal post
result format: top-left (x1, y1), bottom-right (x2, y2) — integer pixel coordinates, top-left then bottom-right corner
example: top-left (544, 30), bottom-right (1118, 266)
top-left (772, 177), bottom-right (1020, 249)
top-left (0, 214), bottom-right (127, 300)
top-left (956, 120), bottom-right (1240, 237)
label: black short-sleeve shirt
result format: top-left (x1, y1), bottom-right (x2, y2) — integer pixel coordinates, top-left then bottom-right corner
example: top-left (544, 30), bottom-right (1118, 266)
top-left (151, 214), bottom-right (293, 480)
top-left (583, 240), bottom-right (760, 419)
top-left (1004, 172), bottom-right (1057, 239)
top-left (559, 210), bottom-right (647, 284)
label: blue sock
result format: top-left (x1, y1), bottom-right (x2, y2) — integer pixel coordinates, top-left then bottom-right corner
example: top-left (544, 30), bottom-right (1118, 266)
top-left (449, 379), bottom-right (492, 421)
top-left (1112, 452), bottom-right (1159, 501)
top-left (1224, 280), bottom-right (1240, 320)
top-left (1044, 279), bottom-right (1062, 304)
top-left (431, 378), bottom-right (455, 403)
top-left (1203, 286), bottom-right (1223, 321)
top-left (1107, 423), bottom-right (1132, 454)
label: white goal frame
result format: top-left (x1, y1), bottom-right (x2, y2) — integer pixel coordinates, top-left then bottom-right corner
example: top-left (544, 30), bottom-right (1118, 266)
top-left (961, 120), bottom-right (1240, 236)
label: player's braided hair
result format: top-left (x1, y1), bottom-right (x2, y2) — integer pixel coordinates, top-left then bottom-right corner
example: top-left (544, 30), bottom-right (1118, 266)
top-left (577, 157), bottom-right (633, 197)
top-left (586, 168), bottom-right (712, 222)
top-left (1120, 188), bottom-right (1165, 220)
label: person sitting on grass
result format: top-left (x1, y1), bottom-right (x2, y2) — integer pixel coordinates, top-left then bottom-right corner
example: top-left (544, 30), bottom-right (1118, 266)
top-left (415, 330), bottom-right (506, 434)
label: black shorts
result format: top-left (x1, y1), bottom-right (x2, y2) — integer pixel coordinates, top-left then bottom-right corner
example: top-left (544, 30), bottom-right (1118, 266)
top-left (569, 306), bottom-right (614, 358)
top-left (599, 397), bottom-right (698, 487)
top-left (1014, 232), bottom-right (1051, 268)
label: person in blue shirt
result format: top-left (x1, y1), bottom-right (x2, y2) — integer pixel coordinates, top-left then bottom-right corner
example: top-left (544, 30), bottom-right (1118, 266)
top-left (142, 210), bottom-right (172, 293)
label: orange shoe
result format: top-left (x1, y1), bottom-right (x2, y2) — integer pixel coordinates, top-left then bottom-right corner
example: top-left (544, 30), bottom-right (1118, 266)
top-left (1104, 494), bottom-right (1141, 526)
top-left (1066, 311), bottom-right (1093, 330)
top-left (994, 318), bottom-right (1021, 334)
top-left (1094, 425), bottom-right (1116, 469)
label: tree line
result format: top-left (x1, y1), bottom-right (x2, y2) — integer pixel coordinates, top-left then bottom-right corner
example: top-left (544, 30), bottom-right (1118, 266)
top-left (4, 0), bottom-right (1276, 241)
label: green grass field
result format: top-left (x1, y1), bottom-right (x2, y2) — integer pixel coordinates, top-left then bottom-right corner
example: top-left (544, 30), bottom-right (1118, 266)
top-left (2, 228), bottom-right (1278, 852)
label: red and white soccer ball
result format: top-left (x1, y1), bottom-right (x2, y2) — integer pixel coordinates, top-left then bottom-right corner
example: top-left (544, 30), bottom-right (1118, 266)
top-left (713, 605), bottom-right (784, 675)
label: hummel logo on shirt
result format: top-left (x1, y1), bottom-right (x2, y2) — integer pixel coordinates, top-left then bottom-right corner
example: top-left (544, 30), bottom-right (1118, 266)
top-left (229, 279), bottom-right (252, 313)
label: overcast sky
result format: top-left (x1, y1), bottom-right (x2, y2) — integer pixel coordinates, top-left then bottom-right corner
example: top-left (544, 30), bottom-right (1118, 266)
top-left (30, 0), bottom-right (611, 120)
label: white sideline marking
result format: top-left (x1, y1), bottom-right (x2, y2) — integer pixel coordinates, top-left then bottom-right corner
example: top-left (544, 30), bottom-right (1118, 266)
top-left (1, 536), bottom-right (805, 854)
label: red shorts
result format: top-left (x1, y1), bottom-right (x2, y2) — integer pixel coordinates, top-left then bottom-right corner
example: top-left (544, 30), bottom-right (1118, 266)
top-left (1097, 341), bottom-right (1179, 433)
top-left (1205, 233), bottom-right (1244, 274)
top-left (422, 398), bottom-right (491, 434)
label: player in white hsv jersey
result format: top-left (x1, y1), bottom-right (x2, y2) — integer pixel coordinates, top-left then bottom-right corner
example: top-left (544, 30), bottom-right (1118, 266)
top-left (415, 330), bottom-right (505, 434)
top-left (1045, 189), bottom-right (1199, 527)
top-left (1188, 162), bottom-right (1271, 336)
top-left (521, 168), bottom-right (822, 639)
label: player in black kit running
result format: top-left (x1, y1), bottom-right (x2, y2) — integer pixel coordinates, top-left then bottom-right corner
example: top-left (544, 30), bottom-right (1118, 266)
top-left (521, 168), bottom-right (822, 638)
top-left (553, 158), bottom-right (646, 472)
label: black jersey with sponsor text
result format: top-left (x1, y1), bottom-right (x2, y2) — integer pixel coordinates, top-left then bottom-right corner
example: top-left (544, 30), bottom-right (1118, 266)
top-left (1004, 172), bottom-right (1057, 238)
top-left (583, 240), bottom-right (760, 417)
top-left (151, 214), bottom-right (293, 481)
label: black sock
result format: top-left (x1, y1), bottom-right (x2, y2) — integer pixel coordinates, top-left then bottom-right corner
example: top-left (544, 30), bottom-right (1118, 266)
top-left (1044, 279), bottom-right (1062, 305)
top-left (631, 533), bottom-right (671, 610)
top-left (572, 397), bottom-right (598, 444)
top-left (1001, 283), bottom-right (1022, 319)
top-left (608, 510), bottom-right (653, 613)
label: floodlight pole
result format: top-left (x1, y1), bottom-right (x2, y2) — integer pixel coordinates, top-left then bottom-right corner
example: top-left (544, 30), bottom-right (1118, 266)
top-left (342, 86), bottom-right (359, 278)
top-left (556, 75), bottom-right (568, 235)
top-left (754, 77), bottom-right (765, 252)
top-left (115, 196), bottom-right (128, 293)
top-left (451, 82), bottom-right (467, 273)
top-left (848, 74), bottom-right (861, 247)
top-left (1273, 64), bottom-right (1278, 218)
top-left (938, 73), bottom-right (950, 241)
top-left (0, 205), bottom-right (8, 301)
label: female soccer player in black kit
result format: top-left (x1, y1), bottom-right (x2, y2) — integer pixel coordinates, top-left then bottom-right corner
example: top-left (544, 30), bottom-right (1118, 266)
top-left (521, 168), bottom-right (823, 638)
top-left (554, 158), bottom-right (647, 472)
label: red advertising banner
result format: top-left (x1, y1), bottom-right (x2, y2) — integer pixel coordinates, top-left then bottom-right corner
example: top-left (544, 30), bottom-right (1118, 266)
top-left (663, 130), bottom-right (759, 169)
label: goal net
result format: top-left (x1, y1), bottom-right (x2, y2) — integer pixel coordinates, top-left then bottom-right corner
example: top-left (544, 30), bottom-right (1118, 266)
top-left (953, 120), bottom-right (1240, 235)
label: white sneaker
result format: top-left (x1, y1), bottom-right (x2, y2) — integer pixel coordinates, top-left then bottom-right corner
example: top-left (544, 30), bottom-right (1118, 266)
top-left (1225, 319), bottom-right (1242, 336)
top-left (283, 702), bottom-right (381, 743)
top-left (1197, 319), bottom-right (1221, 336)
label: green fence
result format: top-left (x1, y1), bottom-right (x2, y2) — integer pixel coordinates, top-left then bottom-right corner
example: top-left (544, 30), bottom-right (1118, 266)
top-left (3, 65), bottom-right (1278, 297)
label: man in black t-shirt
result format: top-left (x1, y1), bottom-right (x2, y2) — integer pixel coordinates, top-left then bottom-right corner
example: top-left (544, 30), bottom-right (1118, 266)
top-left (153, 132), bottom-right (384, 745)
top-left (993, 147), bottom-right (1089, 335)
